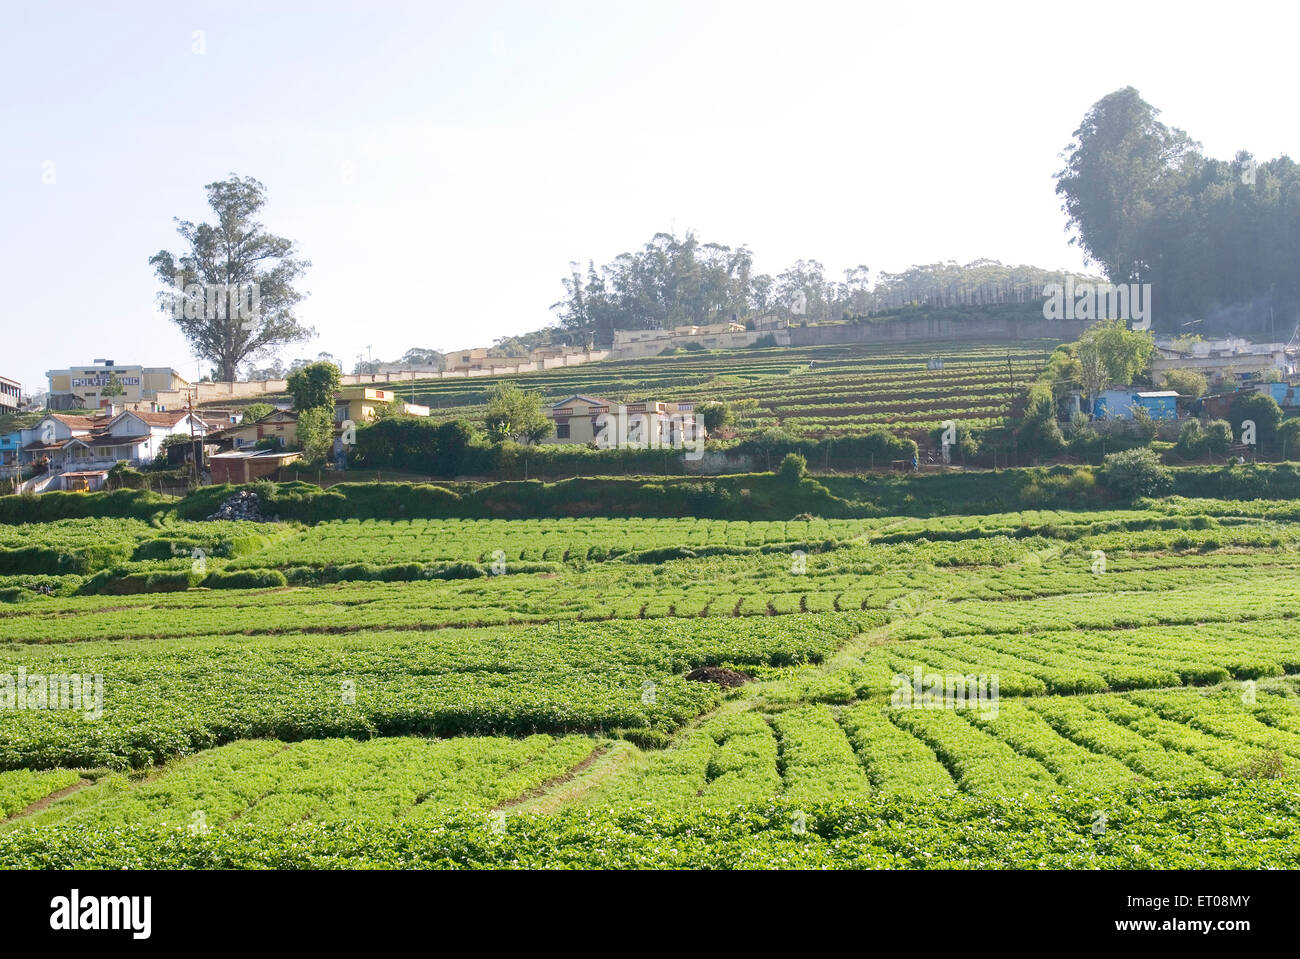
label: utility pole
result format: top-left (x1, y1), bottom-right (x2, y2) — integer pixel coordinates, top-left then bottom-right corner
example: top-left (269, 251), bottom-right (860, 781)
top-left (187, 392), bottom-right (200, 487)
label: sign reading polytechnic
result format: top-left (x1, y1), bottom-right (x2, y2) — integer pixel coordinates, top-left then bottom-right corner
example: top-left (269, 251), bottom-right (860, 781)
top-left (71, 375), bottom-right (141, 388)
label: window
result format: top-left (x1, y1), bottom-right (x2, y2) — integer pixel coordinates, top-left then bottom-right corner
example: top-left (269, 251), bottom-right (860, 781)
top-left (555, 423), bottom-right (570, 439)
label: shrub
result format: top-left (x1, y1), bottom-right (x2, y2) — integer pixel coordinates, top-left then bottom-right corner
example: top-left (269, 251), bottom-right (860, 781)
top-left (286, 362), bottom-right (341, 411)
top-left (201, 569), bottom-right (288, 590)
top-left (1016, 383), bottom-right (1065, 457)
top-left (1279, 419), bottom-right (1300, 460)
top-left (1175, 420), bottom-right (1206, 460)
top-left (777, 452), bottom-right (808, 482)
top-left (81, 569), bottom-right (202, 595)
top-left (1229, 392), bottom-right (1283, 450)
top-left (1130, 404), bottom-right (1158, 442)
top-left (1204, 420), bottom-right (1233, 456)
top-left (240, 402), bottom-right (274, 424)
top-left (1161, 369), bottom-right (1208, 399)
top-left (1237, 750), bottom-right (1286, 780)
top-left (616, 728), bottom-right (672, 749)
top-left (1101, 447), bottom-right (1171, 498)
top-left (695, 401), bottom-right (733, 433)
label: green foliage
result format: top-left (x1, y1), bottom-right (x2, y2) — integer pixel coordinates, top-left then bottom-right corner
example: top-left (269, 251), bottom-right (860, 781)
top-left (1204, 420), bottom-right (1233, 456)
top-left (1078, 319), bottom-right (1156, 388)
top-left (1229, 392), bottom-right (1283, 449)
top-left (1161, 369), bottom-right (1208, 399)
top-left (149, 175), bottom-right (313, 381)
top-left (351, 418), bottom-right (477, 475)
top-left (1017, 383), bottom-right (1066, 457)
top-left (1101, 447), bottom-right (1171, 498)
top-left (1279, 419), bottom-right (1300, 459)
top-left (295, 406), bottom-right (334, 461)
top-left (286, 362), bottom-right (341, 412)
top-left (695, 401), bottom-right (733, 433)
top-left (1057, 87), bottom-right (1300, 332)
top-left (1176, 419), bottom-right (1233, 460)
top-left (102, 372), bottom-right (126, 398)
top-left (484, 381), bottom-right (552, 445)
top-left (1175, 420), bottom-right (1206, 460)
top-left (777, 452), bottom-right (807, 482)
top-left (200, 569), bottom-right (288, 590)
top-left (1130, 403), bottom-right (1157, 442)
top-left (240, 402), bottom-right (274, 424)
top-left (1, 781), bottom-right (1297, 868)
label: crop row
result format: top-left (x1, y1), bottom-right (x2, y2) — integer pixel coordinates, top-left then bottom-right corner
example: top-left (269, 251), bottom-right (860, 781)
top-left (2, 779), bottom-right (1294, 868)
top-left (5, 735), bottom-right (600, 831)
top-left (0, 614), bottom-right (862, 769)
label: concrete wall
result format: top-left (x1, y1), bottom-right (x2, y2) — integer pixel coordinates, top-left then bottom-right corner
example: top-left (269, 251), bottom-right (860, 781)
top-left (610, 330), bottom-right (789, 360)
top-left (683, 450), bottom-right (757, 474)
top-left (787, 316), bottom-right (1092, 347)
top-left (155, 351), bottom-right (612, 408)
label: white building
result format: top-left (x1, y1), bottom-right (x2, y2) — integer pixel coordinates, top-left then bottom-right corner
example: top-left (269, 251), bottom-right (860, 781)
top-left (22, 409), bottom-right (210, 472)
top-left (0, 374), bottom-right (20, 411)
top-left (1151, 336), bottom-right (1298, 386)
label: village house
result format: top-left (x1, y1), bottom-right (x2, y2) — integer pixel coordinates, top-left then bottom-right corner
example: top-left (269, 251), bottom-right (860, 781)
top-left (1093, 389), bottom-right (1179, 421)
top-left (544, 395), bottom-right (704, 447)
top-left (0, 430), bottom-right (24, 469)
top-left (208, 449), bottom-right (304, 485)
top-left (610, 321), bottom-right (783, 359)
top-left (206, 409), bottom-right (300, 451)
top-left (21, 409), bottom-right (209, 471)
top-left (334, 387), bottom-right (429, 424)
top-left (1151, 336), bottom-right (1298, 387)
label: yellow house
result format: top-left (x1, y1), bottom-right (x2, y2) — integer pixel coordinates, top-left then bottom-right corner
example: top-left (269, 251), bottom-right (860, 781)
top-left (210, 409), bottom-right (299, 449)
top-left (546, 395), bottom-right (617, 444)
top-left (46, 362), bottom-right (190, 410)
top-left (333, 387), bottom-right (430, 424)
top-left (545, 395), bottom-right (706, 448)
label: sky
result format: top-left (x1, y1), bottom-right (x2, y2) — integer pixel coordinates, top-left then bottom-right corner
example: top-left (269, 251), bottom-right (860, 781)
top-left (1, 0), bottom-right (1296, 392)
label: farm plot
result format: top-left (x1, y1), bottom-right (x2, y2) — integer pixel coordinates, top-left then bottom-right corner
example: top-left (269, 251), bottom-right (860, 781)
top-left (0, 614), bottom-right (860, 770)
top-left (4, 735), bottom-right (603, 831)
top-left (3, 498), bottom-right (1300, 868)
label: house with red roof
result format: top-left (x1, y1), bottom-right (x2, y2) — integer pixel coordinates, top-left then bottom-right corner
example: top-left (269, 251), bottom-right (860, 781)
top-left (22, 408), bottom-right (210, 473)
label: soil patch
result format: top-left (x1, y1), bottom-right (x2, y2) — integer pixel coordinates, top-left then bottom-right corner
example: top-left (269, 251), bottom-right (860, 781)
top-left (685, 666), bottom-right (753, 688)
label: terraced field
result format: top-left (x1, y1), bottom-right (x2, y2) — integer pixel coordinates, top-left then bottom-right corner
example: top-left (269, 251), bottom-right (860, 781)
top-left (344, 340), bottom-right (1057, 440)
top-left (1, 498), bottom-right (1299, 868)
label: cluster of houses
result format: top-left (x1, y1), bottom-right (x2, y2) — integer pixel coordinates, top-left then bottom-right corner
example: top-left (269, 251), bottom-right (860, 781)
top-left (1061, 336), bottom-right (1300, 423)
top-left (610, 318), bottom-right (789, 359)
top-left (1, 407), bottom-right (211, 491)
top-left (1, 379), bottom-right (431, 491)
top-left (7, 332), bottom-right (1295, 489)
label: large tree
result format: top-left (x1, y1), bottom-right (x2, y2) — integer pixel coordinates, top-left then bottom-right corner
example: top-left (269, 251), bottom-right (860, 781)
top-left (1056, 88), bottom-right (1300, 332)
top-left (150, 175), bottom-right (313, 381)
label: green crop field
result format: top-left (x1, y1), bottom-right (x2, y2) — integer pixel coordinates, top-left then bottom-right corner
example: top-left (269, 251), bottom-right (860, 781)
top-left (260, 340), bottom-right (1058, 441)
top-left (1, 495), bottom-right (1299, 868)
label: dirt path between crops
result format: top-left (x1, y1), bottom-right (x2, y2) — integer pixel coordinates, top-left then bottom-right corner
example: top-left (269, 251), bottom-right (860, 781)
top-left (3, 779), bottom-right (93, 823)
top-left (494, 744), bottom-right (611, 812)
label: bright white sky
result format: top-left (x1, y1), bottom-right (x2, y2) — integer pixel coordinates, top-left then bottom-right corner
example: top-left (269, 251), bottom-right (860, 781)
top-left (2, 0), bottom-right (1295, 391)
